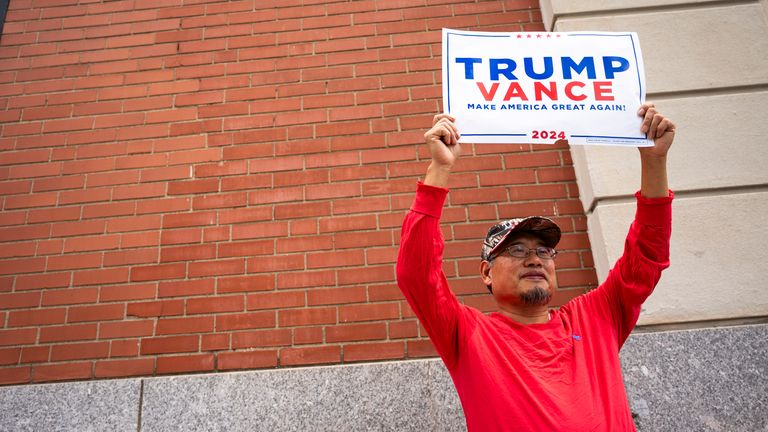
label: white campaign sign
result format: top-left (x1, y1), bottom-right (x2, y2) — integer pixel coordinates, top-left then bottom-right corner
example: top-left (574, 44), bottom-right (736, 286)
top-left (442, 29), bottom-right (651, 147)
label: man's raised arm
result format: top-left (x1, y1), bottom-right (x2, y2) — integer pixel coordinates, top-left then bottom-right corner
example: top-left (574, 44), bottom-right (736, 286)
top-left (637, 102), bottom-right (675, 198)
top-left (423, 113), bottom-right (461, 187)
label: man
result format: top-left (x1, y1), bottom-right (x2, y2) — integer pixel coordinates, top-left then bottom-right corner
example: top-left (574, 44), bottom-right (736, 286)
top-left (396, 103), bottom-right (675, 431)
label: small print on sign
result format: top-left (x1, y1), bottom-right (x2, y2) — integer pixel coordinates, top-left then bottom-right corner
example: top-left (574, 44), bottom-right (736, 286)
top-left (442, 28), bottom-right (652, 147)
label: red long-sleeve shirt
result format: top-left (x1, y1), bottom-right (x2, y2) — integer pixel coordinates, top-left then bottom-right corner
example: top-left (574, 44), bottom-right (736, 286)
top-left (396, 182), bottom-right (672, 432)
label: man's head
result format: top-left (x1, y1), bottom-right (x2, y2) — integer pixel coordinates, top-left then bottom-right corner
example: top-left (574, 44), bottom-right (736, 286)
top-left (479, 217), bottom-right (561, 307)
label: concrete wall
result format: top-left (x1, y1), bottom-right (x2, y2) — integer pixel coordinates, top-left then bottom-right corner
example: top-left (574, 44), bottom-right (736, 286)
top-left (1, 324), bottom-right (765, 431)
top-left (539, 0), bottom-right (768, 325)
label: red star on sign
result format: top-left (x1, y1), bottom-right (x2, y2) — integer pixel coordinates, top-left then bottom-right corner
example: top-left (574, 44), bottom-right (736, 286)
top-left (536, 34), bottom-right (542, 38)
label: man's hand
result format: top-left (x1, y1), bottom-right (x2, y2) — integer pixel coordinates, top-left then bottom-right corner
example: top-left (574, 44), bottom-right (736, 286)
top-left (638, 102), bottom-right (675, 159)
top-left (423, 114), bottom-right (461, 187)
top-left (637, 103), bottom-right (675, 198)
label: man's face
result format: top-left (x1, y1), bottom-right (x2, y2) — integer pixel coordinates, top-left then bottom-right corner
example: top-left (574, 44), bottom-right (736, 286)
top-left (480, 233), bottom-right (558, 307)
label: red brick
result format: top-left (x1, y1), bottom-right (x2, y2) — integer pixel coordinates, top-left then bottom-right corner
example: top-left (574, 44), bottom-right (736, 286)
top-left (326, 322), bottom-right (386, 343)
top-left (15, 272), bottom-right (71, 291)
top-left (318, 214), bottom-right (377, 234)
top-left (344, 341), bottom-right (404, 362)
top-left (406, 339), bottom-right (438, 358)
top-left (186, 294), bottom-right (244, 314)
top-left (247, 255), bottom-right (304, 273)
top-left (95, 358), bottom-right (154, 378)
top-left (168, 178), bottom-right (219, 195)
top-left (276, 270), bottom-right (336, 290)
top-left (4, 192), bottom-right (57, 210)
top-left (189, 259), bottom-right (245, 278)
top-left (158, 279), bottom-right (214, 298)
top-left (73, 268), bottom-right (130, 287)
top-left (32, 362), bottom-right (92, 383)
top-left (103, 249), bottom-right (159, 267)
top-left (0, 291), bottom-right (40, 309)
top-left (137, 197), bottom-right (191, 215)
top-left (389, 320), bottom-right (419, 339)
top-left (160, 228), bottom-right (201, 245)
top-left (160, 244), bottom-right (216, 262)
top-left (109, 339), bottom-right (140, 357)
top-left (0, 328), bottom-right (37, 346)
top-left (201, 334), bottom-right (230, 351)
top-left (0, 366), bottom-right (30, 385)
top-left (248, 186), bottom-right (303, 205)
top-left (232, 329), bottom-right (292, 349)
top-left (306, 250), bottom-right (365, 269)
top-left (156, 353), bottom-right (214, 374)
top-left (334, 230), bottom-right (393, 249)
top-left (8, 308), bottom-right (66, 327)
top-left (219, 208), bottom-right (274, 226)
top-left (39, 287), bottom-right (94, 307)
top-left (20, 346), bottom-right (51, 364)
top-left (99, 320), bottom-right (154, 339)
top-left (338, 302), bottom-right (400, 323)
top-left (39, 323), bottom-right (97, 343)
top-left (51, 341), bottom-right (109, 361)
top-left (156, 316), bottom-right (214, 335)
top-left (246, 290), bottom-right (305, 310)
top-left (126, 299), bottom-right (184, 318)
top-left (216, 311), bottom-right (276, 331)
top-left (305, 286), bottom-right (365, 306)
top-left (280, 345), bottom-right (340, 366)
top-left (192, 192), bottom-right (247, 210)
top-left (217, 275), bottom-right (274, 293)
top-left (67, 304), bottom-right (124, 323)
top-left (219, 350), bottom-right (277, 370)
top-left (141, 335), bottom-right (199, 355)
top-left (278, 307), bottom-right (336, 327)
top-left (0, 348), bottom-right (20, 366)
top-left (291, 327), bottom-right (320, 345)
top-left (131, 263), bottom-right (186, 282)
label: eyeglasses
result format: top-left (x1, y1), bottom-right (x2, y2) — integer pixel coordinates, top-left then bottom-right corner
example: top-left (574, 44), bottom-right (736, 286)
top-left (492, 244), bottom-right (557, 260)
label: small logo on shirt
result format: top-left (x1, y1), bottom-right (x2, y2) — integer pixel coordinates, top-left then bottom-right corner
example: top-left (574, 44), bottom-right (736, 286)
top-left (572, 335), bottom-right (582, 341)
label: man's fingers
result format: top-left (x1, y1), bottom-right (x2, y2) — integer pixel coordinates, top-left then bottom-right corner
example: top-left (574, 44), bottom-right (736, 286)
top-left (430, 117), bottom-right (460, 144)
top-left (432, 113), bottom-right (456, 127)
top-left (637, 102), bottom-right (655, 116)
top-left (426, 123), bottom-right (457, 147)
top-left (656, 118), bottom-right (675, 138)
top-left (640, 106), bottom-right (657, 134)
top-left (648, 113), bottom-right (663, 138)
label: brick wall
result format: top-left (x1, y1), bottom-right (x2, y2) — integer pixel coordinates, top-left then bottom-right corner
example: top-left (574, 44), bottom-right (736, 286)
top-left (0, 0), bottom-right (597, 386)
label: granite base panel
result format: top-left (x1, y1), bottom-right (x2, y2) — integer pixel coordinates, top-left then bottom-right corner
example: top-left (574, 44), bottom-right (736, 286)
top-left (0, 324), bottom-right (765, 431)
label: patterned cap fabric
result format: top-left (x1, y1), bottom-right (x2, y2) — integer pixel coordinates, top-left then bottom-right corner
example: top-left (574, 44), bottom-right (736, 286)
top-left (481, 216), bottom-right (561, 261)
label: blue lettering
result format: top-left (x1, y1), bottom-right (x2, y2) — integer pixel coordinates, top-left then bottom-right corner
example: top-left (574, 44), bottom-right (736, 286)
top-left (602, 56), bottom-right (630, 79)
top-left (455, 57), bottom-right (482, 79)
top-left (523, 57), bottom-right (553, 80)
top-left (489, 59), bottom-right (517, 81)
top-left (562, 57), bottom-right (596, 80)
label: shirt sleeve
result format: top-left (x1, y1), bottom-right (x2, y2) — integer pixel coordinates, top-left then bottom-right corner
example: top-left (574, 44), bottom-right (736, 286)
top-left (396, 182), bottom-right (463, 369)
top-left (595, 190), bottom-right (673, 347)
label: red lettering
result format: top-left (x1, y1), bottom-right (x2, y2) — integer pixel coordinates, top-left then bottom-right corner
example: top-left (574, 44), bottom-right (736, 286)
top-left (533, 82), bottom-right (558, 101)
top-left (503, 82), bottom-right (528, 101)
top-left (593, 81), bottom-right (614, 101)
top-left (564, 81), bottom-right (586, 101)
top-left (476, 82), bottom-right (500, 101)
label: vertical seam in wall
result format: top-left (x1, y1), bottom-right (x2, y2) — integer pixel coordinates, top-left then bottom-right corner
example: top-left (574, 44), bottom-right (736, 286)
top-left (136, 379), bottom-right (144, 432)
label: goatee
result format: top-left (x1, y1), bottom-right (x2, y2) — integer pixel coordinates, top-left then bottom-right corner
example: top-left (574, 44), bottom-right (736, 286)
top-left (520, 286), bottom-right (551, 306)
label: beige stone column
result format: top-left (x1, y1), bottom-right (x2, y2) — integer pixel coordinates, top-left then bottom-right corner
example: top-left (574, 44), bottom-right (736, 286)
top-left (540, 0), bottom-right (768, 324)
